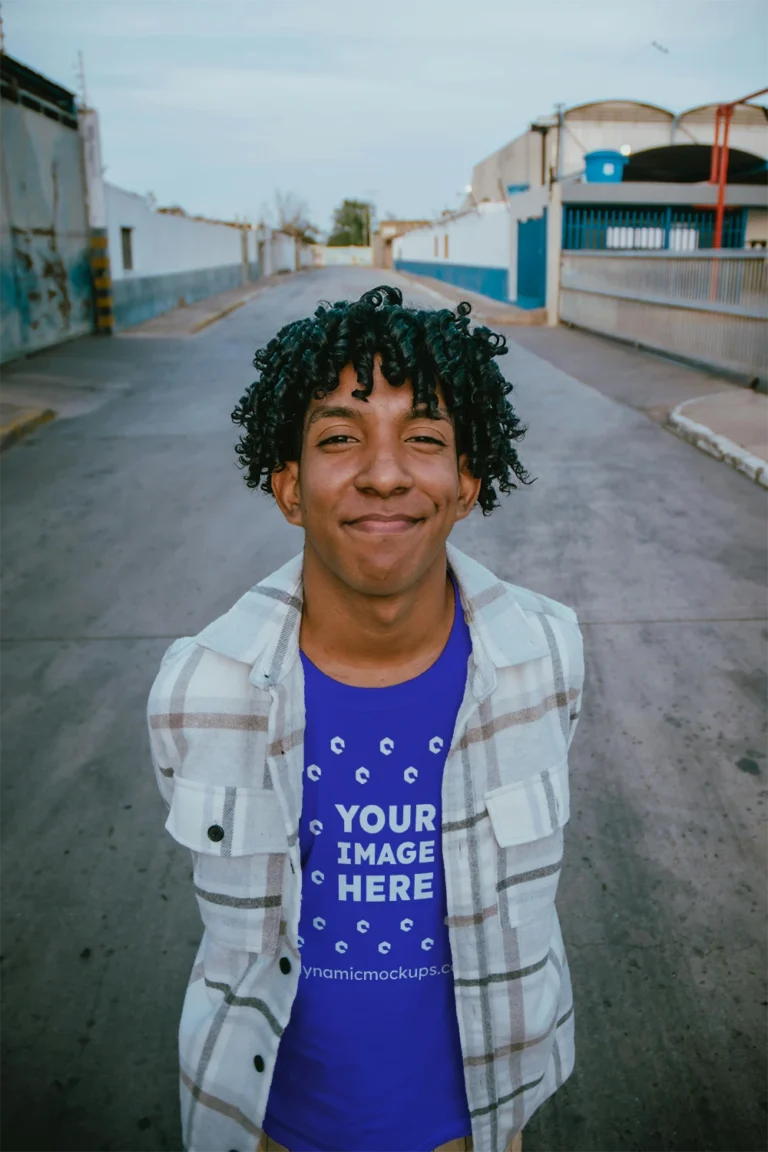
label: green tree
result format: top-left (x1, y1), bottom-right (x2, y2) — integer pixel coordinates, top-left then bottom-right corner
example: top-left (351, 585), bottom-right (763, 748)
top-left (327, 199), bottom-right (374, 247)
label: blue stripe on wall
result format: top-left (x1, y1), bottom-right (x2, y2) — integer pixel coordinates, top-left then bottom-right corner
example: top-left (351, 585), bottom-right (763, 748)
top-left (112, 263), bottom-right (256, 331)
top-left (394, 260), bottom-right (508, 303)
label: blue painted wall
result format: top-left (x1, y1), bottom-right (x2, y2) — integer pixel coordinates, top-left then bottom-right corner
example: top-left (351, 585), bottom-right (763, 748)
top-left (112, 263), bottom-right (253, 330)
top-left (394, 260), bottom-right (508, 302)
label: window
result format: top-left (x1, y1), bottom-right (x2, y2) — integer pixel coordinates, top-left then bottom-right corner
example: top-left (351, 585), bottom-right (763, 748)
top-left (444, 234), bottom-right (449, 259)
top-left (121, 227), bottom-right (133, 271)
top-left (434, 236), bottom-right (438, 258)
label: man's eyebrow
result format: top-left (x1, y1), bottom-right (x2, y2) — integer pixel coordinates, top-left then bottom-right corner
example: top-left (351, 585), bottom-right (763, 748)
top-left (406, 406), bottom-right (451, 423)
top-left (307, 405), bottom-right (357, 426)
top-left (307, 402), bottom-right (452, 427)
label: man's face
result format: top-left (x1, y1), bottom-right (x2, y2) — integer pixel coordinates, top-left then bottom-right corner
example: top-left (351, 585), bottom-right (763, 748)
top-left (272, 358), bottom-right (481, 596)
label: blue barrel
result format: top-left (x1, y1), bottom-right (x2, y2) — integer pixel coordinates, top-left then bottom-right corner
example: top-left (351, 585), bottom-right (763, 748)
top-left (584, 150), bottom-right (628, 183)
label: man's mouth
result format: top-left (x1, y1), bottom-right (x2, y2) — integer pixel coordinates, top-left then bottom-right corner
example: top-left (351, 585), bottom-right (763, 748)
top-left (344, 514), bottom-right (424, 535)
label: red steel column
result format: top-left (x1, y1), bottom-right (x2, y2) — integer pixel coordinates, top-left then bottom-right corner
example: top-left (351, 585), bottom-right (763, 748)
top-left (709, 106), bottom-right (722, 184)
top-left (713, 105), bottom-right (733, 249)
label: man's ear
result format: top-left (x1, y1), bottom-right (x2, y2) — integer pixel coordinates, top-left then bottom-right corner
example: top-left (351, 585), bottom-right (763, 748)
top-left (271, 461), bottom-right (303, 526)
top-left (455, 455), bottom-right (481, 522)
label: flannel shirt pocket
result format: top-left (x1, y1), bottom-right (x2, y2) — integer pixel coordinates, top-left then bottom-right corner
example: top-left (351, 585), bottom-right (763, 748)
top-left (484, 758), bottom-right (570, 930)
top-left (165, 777), bottom-right (289, 954)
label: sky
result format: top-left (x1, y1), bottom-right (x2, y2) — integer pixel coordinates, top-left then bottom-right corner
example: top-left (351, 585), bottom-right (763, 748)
top-left (4, 0), bottom-right (767, 236)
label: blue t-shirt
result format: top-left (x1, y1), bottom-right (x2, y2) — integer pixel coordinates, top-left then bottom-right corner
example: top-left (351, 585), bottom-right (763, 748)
top-left (264, 578), bottom-right (473, 1152)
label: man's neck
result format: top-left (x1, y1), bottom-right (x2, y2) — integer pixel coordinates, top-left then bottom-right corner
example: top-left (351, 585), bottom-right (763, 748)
top-left (298, 546), bottom-right (455, 688)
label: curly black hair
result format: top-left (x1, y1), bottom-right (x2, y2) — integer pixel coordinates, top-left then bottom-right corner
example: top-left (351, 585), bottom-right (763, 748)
top-left (231, 284), bottom-right (531, 514)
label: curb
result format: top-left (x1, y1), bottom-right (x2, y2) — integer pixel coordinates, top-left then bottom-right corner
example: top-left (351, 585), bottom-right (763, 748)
top-left (189, 297), bottom-right (249, 334)
top-left (0, 407), bottom-right (56, 452)
top-left (665, 406), bottom-right (768, 488)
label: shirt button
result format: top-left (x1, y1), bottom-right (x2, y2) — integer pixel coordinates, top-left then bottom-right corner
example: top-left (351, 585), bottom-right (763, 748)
top-left (207, 824), bottom-right (224, 842)
top-left (253, 1054), bottom-right (265, 1073)
top-left (279, 957), bottom-right (291, 975)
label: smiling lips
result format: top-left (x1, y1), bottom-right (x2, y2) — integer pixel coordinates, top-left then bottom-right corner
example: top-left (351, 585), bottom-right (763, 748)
top-left (345, 513), bottom-right (423, 535)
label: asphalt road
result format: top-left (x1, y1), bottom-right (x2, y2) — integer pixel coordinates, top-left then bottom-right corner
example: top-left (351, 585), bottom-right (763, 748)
top-left (2, 268), bottom-right (766, 1152)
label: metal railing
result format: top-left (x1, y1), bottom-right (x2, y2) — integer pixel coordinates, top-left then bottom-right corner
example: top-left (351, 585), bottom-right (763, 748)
top-left (562, 205), bottom-right (747, 251)
top-left (559, 250), bottom-right (768, 380)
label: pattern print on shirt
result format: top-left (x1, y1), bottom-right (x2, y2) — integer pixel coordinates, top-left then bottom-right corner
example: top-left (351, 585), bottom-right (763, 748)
top-left (299, 714), bottom-right (454, 964)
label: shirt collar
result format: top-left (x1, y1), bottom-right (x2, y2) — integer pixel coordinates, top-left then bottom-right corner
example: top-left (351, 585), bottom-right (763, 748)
top-left (194, 543), bottom-right (549, 696)
top-left (446, 543), bottom-right (549, 699)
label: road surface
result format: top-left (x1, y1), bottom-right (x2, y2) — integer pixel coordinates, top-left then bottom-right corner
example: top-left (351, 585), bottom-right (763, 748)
top-left (2, 268), bottom-right (766, 1152)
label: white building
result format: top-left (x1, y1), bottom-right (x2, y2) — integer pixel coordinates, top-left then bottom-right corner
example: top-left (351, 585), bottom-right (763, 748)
top-left (394, 98), bottom-right (768, 319)
top-left (469, 100), bottom-right (768, 202)
top-left (393, 203), bottom-right (511, 301)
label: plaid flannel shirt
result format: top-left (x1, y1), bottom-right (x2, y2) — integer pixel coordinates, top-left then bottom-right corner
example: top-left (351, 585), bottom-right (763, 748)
top-left (148, 543), bottom-right (584, 1152)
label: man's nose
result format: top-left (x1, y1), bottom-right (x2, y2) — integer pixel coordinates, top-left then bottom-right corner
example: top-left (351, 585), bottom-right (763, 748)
top-left (354, 441), bottom-right (414, 496)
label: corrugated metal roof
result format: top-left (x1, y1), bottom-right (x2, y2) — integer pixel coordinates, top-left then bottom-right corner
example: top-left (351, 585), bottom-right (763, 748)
top-left (566, 100), bottom-right (674, 123)
top-left (679, 102), bottom-right (768, 125)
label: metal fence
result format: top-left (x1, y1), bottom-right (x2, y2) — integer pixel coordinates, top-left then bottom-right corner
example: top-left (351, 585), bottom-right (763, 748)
top-left (562, 205), bottom-right (746, 251)
top-left (559, 250), bottom-right (768, 380)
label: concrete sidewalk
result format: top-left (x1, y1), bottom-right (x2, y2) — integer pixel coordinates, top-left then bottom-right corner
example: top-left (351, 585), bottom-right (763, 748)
top-left (0, 356), bottom-right (135, 451)
top-left (0, 272), bottom-right (313, 449)
top-left (508, 325), bottom-right (768, 488)
top-left (666, 389), bottom-right (768, 487)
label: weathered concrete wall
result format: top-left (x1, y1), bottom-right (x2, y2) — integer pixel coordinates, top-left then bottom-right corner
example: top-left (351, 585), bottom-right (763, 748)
top-left (560, 250), bottom-right (768, 380)
top-left (0, 98), bottom-right (92, 362)
top-left (0, 186), bottom-right (23, 358)
top-left (112, 263), bottom-right (247, 330)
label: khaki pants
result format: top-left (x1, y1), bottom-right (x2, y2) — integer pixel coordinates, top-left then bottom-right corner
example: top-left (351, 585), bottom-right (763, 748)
top-left (258, 1131), bottom-right (523, 1152)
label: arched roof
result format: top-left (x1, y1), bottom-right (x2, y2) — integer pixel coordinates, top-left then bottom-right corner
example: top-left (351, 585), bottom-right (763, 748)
top-left (624, 143), bottom-right (767, 184)
top-left (679, 102), bottom-right (768, 125)
top-left (565, 99), bottom-right (674, 123)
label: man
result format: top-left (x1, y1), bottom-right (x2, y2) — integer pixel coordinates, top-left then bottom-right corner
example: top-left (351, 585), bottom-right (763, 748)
top-left (148, 285), bottom-right (583, 1152)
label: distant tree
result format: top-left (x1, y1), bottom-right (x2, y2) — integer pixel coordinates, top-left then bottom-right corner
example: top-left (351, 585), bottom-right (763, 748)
top-left (328, 199), bottom-right (375, 247)
top-left (271, 190), bottom-right (319, 245)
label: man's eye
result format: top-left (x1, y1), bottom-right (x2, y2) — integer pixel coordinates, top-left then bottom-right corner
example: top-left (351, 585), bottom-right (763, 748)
top-left (317, 434), bottom-right (353, 446)
top-left (408, 435), bottom-right (445, 445)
